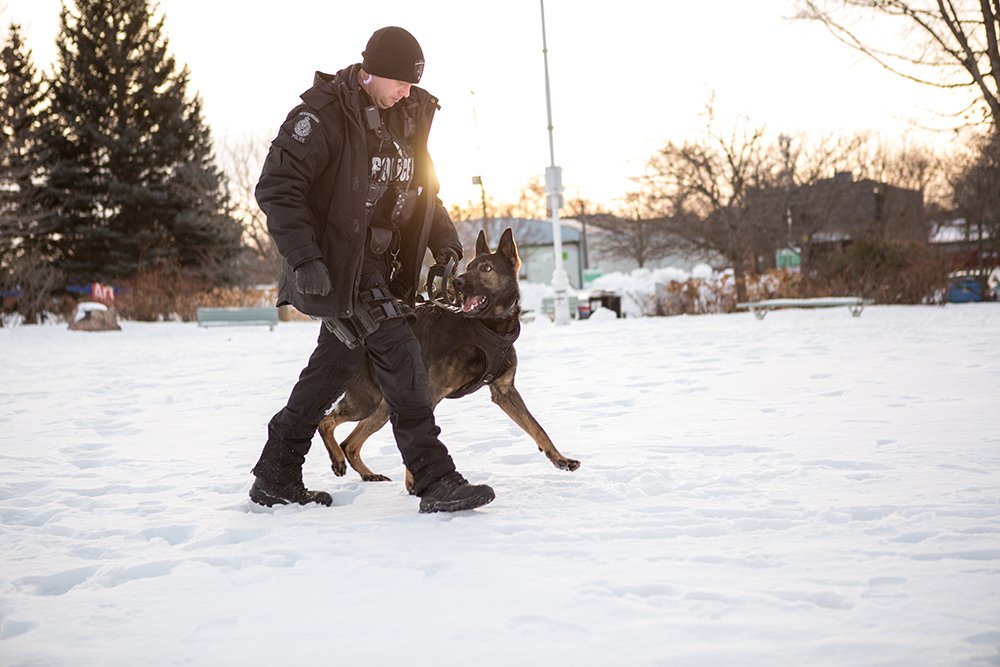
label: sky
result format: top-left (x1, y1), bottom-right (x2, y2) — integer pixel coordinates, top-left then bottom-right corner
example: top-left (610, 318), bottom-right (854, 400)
top-left (0, 0), bottom-right (973, 211)
top-left (1, 297), bottom-right (999, 665)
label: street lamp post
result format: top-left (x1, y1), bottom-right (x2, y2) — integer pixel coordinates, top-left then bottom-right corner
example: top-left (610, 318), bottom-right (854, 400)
top-left (473, 175), bottom-right (488, 220)
top-left (540, 0), bottom-right (572, 325)
top-left (470, 90), bottom-right (489, 222)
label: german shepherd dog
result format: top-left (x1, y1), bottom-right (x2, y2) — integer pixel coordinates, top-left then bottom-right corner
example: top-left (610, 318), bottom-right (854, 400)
top-left (317, 227), bottom-right (580, 493)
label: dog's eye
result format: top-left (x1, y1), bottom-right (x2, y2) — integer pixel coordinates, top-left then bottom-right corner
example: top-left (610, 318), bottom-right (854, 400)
top-left (480, 264), bottom-right (492, 272)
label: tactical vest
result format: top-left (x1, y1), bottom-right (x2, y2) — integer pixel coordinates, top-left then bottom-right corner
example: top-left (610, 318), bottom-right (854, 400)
top-left (415, 305), bottom-right (520, 399)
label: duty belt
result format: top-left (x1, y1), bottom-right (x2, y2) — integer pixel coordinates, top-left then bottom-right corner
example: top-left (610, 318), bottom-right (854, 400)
top-left (322, 284), bottom-right (406, 349)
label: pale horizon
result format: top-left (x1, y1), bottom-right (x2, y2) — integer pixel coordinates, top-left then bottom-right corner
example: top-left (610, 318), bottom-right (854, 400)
top-left (0, 0), bottom-right (976, 211)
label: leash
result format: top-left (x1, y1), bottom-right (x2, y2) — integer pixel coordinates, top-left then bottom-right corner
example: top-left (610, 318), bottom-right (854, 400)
top-left (425, 256), bottom-right (462, 314)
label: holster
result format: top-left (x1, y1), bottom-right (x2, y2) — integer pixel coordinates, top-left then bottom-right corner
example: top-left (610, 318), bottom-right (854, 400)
top-left (322, 316), bottom-right (366, 349)
top-left (322, 285), bottom-right (406, 349)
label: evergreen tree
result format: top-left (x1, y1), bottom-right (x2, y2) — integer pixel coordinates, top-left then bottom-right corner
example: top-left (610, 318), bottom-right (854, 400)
top-left (0, 22), bottom-right (50, 267)
top-left (0, 22), bottom-right (62, 325)
top-left (41, 0), bottom-right (241, 283)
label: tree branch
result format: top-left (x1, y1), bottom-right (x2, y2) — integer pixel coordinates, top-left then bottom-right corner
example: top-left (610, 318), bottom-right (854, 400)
top-left (981, 0), bottom-right (1000, 103)
top-left (935, 0), bottom-right (1000, 120)
top-left (800, 1), bottom-right (971, 88)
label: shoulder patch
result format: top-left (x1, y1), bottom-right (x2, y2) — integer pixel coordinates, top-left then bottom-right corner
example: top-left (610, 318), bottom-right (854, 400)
top-left (291, 111), bottom-right (320, 144)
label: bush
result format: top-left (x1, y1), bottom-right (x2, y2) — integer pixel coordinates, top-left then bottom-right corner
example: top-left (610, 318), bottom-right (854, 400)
top-left (807, 241), bottom-right (950, 304)
top-left (116, 265), bottom-right (275, 321)
top-left (0, 252), bottom-right (67, 326)
top-left (578, 243), bottom-right (949, 320)
top-left (654, 270), bottom-right (803, 316)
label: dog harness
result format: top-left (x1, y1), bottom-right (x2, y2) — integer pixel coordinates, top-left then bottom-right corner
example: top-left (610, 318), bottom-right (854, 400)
top-left (417, 305), bottom-right (520, 399)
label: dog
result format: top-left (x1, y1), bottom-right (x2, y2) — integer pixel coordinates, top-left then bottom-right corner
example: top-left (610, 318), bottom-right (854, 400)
top-left (317, 227), bottom-right (580, 493)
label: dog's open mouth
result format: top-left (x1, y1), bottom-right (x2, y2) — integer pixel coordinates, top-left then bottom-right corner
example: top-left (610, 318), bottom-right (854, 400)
top-left (461, 294), bottom-right (489, 314)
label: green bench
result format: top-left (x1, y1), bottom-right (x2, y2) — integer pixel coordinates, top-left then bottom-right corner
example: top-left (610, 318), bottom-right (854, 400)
top-left (196, 306), bottom-right (279, 330)
top-left (735, 297), bottom-right (869, 320)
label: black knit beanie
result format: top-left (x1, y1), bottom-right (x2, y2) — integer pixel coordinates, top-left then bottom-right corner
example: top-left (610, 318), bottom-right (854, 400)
top-left (362, 26), bottom-right (424, 84)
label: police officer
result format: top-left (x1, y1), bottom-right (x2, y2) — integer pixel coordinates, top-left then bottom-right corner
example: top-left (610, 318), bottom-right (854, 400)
top-left (249, 26), bottom-right (494, 513)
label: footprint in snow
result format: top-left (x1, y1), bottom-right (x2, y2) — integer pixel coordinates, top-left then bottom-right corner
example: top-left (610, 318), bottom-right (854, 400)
top-left (14, 565), bottom-right (101, 596)
top-left (0, 618), bottom-right (37, 639)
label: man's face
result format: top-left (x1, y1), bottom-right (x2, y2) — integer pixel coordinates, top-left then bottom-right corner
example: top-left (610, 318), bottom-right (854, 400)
top-left (368, 75), bottom-right (413, 110)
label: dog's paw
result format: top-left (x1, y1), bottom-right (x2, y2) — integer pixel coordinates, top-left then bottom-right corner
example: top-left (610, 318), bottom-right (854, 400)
top-left (360, 473), bottom-right (392, 483)
top-left (331, 462), bottom-right (347, 477)
top-left (555, 457), bottom-right (581, 472)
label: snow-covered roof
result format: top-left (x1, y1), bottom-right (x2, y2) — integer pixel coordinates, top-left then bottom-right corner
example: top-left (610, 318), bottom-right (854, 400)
top-left (475, 217), bottom-right (582, 245)
top-left (929, 218), bottom-right (991, 243)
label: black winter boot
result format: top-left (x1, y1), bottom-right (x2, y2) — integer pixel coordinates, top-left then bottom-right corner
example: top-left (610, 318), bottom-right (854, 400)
top-left (249, 474), bottom-right (333, 508)
top-left (418, 472), bottom-right (495, 513)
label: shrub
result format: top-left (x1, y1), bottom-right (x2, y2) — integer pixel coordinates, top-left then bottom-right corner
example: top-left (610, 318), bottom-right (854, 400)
top-left (807, 241), bottom-right (950, 304)
top-left (654, 270), bottom-right (803, 316)
top-left (116, 264), bottom-right (276, 321)
top-left (0, 252), bottom-right (67, 325)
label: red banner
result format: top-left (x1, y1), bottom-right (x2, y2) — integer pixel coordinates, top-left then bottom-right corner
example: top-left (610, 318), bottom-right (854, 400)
top-left (91, 283), bottom-right (115, 304)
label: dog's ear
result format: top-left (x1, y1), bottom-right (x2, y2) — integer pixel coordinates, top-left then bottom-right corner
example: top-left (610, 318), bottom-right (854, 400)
top-left (497, 227), bottom-right (520, 271)
top-left (475, 229), bottom-right (490, 256)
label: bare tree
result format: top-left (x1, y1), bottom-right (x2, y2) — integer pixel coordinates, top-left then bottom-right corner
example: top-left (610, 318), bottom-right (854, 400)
top-left (562, 191), bottom-right (606, 219)
top-left (449, 175), bottom-right (550, 223)
top-left (218, 133), bottom-right (279, 276)
top-left (798, 0), bottom-right (1000, 129)
top-left (760, 132), bottom-right (944, 290)
top-left (850, 133), bottom-right (951, 214)
top-left (579, 190), bottom-right (680, 269)
top-left (447, 175), bottom-right (604, 258)
top-left (0, 250), bottom-right (64, 324)
top-left (638, 105), bottom-right (783, 301)
top-left (747, 133), bottom-right (862, 290)
top-left (951, 128), bottom-right (1000, 286)
top-left (559, 192), bottom-right (608, 272)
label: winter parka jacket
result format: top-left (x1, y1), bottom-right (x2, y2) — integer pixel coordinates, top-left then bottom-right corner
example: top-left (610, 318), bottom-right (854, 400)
top-left (255, 65), bottom-right (463, 319)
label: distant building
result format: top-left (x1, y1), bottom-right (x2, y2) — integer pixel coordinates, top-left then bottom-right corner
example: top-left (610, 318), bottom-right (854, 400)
top-left (459, 217), bottom-right (584, 288)
top-left (928, 216), bottom-right (997, 272)
top-left (461, 216), bottom-right (716, 288)
top-left (802, 172), bottom-right (925, 244)
top-left (748, 172), bottom-right (925, 268)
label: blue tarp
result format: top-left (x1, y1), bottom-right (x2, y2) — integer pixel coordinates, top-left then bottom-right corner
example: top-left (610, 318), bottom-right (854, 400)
top-left (1, 284), bottom-right (121, 299)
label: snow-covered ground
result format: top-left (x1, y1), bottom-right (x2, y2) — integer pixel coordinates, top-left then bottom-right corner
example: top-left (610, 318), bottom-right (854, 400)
top-left (1, 304), bottom-right (998, 666)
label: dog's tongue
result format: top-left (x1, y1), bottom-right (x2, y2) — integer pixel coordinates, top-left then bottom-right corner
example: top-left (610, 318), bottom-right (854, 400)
top-left (462, 295), bottom-right (485, 313)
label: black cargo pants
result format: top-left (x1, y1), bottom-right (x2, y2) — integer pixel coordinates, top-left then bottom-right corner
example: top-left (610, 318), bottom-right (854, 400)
top-left (252, 274), bottom-right (457, 496)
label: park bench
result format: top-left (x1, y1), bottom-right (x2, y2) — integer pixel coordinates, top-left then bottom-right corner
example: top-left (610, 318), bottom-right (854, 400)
top-left (735, 296), bottom-right (868, 320)
top-left (541, 294), bottom-right (581, 320)
top-left (196, 306), bottom-right (279, 330)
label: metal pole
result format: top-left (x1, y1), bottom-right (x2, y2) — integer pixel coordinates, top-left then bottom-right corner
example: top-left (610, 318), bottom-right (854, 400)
top-left (478, 177), bottom-right (488, 220)
top-left (470, 90), bottom-right (489, 222)
top-left (540, 0), bottom-right (571, 325)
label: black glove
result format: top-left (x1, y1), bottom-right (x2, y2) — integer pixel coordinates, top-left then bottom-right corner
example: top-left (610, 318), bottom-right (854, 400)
top-left (433, 247), bottom-right (460, 267)
top-left (427, 247), bottom-right (461, 305)
top-left (293, 259), bottom-right (331, 296)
